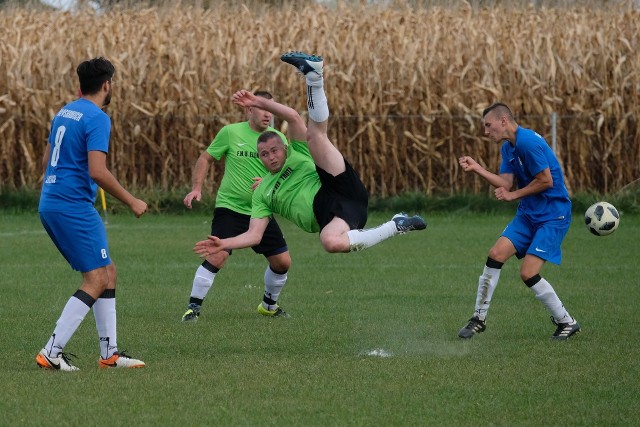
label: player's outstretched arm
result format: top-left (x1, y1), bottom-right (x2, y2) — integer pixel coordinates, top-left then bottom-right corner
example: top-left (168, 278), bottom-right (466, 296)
top-left (232, 90), bottom-right (307, 142)
top-left (193, 217), bottom-right (270, 258)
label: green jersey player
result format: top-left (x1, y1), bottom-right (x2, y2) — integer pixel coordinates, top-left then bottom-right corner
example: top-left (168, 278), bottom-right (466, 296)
top-left (194, 52), bottom-right (426, 260)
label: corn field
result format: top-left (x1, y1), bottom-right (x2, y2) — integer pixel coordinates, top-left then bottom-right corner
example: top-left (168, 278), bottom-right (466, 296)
top-left (0, 2), bottom-right (638, 197)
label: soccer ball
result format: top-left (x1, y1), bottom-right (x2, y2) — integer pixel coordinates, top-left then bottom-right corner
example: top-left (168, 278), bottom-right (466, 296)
top-left (584, 202), bottom-right (620, 236)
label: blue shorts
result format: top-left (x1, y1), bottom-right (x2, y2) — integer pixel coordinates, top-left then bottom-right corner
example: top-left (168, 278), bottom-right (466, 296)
top-left (501, 213), bottom-right (571, 265)
top-left (40, 209), bottom-right (111, 272)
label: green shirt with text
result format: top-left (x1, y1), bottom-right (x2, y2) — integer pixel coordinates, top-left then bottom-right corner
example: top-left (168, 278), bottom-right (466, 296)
top-left (206, 122), bottom-right (287, 215)
top-left (251, 141), bottom-right (321, 233)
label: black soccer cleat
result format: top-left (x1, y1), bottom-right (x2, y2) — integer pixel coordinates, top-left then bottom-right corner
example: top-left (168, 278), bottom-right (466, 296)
top-left (551, 317), bottom-right (581, 340)
top-left (392, 212), bottom-right (427, 233)
top-left (458, 317), bottom-right (486, 339)
top-left (281, 51), bottom-right (324, 76)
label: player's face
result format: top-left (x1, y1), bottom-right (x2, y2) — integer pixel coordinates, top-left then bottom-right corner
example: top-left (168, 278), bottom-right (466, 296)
top-left (258, 137), bottom-right (287, 173)
top-left (248, 106), bottom-right (273, 132)
top-left (482, 112), bottom-right (505, 143)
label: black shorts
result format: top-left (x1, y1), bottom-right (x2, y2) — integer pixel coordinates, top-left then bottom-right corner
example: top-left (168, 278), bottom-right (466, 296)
top-left (313, 159), bottom-right (369, 231)
top-left (211, 207), bottom-right (288, 257)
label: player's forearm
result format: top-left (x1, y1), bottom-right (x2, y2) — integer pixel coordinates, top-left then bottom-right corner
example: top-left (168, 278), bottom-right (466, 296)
top-left (191, 154), bottom-right (211, 191)
top-left (511, 175), bottom-right (553, 199)
top-left (254, 97), bottom-right (299, 124)
top-left (252, 96), bottom-right (306, 141)
top-left (92, 170), bottom-right (137, 207)
top-left (474, 167), bottom-right (511, 189)
top-left (219, 232), bottom-right (261, 251)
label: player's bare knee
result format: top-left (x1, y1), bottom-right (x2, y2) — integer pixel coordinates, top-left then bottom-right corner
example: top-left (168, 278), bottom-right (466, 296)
top-left (268, 252), bottom-right (291, 271)
top-left (320, 235), bottom-right (348, 253)
top-left (106, 263), bottom-right (117, 286)
top-left (487, 247), bottom-right (506, 263)
top-left (81, 268), bottom-right (110, 297)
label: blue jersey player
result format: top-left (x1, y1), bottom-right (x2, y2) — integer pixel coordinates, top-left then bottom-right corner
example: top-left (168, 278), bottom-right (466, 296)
top-left (36, 57), bottom-right (148, 371)
top-left (457, 103), bottom-right (580, 340)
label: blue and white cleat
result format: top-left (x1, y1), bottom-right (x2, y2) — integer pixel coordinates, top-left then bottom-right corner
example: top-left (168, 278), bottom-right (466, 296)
top-left (392, 212), bottom-right (427, 233)
top-left (281, 51), bottom-right (323, 76)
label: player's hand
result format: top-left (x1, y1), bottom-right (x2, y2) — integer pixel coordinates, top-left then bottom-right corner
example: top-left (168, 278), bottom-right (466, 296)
top-left (194, 236), bottom-right (225, 258)
top-left (232, 90), bottom-right (256, 108)
top-left (183, 191), bottom-right (201, 208)
top-left (458, 155), bottom-right (479, 172)
top-left (494, 187), bottom-right (515, 202)
top-left (251, 177), bottom-right (263, 191)
top-left (130, 198), bottom-right (148, 218)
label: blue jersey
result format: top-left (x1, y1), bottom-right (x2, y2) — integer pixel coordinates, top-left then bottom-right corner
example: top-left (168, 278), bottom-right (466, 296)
top-left (39, 99), bottom-right (111, 212)
top-left (499, 126), bottom-right (571, 222)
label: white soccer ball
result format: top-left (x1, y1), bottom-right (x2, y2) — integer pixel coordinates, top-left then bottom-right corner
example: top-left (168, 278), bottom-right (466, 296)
top-left (584, 202), bottom-right (620, 236)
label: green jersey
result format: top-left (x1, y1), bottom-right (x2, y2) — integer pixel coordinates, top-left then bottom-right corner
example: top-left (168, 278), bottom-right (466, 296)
top-left (206, 122), bottom-right (287, 215)
top-left (251, 141), bottom-right (321, 233)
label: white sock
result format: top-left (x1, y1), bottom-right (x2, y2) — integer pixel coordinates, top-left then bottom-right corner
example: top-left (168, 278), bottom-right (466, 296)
top-left (44, 293), bottom-right (92, 357)
top-left (473, 265), bottom-right (502, 321)
top-left (530, 277), bottom-right (573, 323)
top-left (263, 266), bottom-right (288, 310)
top-left (305, 73), bottom-right (329, 122)
top-left (347, 221), bottom-right (398, 252)
top-left (191, 265), bottom-right (216, 301)
top-left (93, 295), bottom-right (117, 359)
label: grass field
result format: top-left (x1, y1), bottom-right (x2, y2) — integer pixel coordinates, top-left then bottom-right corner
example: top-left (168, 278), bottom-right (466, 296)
top-left (1, 211), bottom-right (638, 426)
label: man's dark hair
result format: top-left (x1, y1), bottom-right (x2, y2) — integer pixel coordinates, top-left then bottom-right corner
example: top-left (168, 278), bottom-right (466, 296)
top-left (254, 91), bottom-right (273, 100)
top-left (482, 102), bottom-right (515, 122)
top-left (77, 57), bottom-right (115, 95)
top-left (257, 130), bottom-right (284, 145)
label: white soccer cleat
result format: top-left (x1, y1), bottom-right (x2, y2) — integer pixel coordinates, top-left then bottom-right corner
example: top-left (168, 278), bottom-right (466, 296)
top-left (36, 349), bottom-right (80, 372)
top-left (98, 351), bottom-right (145, 369)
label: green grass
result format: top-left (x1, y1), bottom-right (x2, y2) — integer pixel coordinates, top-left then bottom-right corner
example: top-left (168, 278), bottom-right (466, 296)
top-left (1, 212), bottom-right (638, 426)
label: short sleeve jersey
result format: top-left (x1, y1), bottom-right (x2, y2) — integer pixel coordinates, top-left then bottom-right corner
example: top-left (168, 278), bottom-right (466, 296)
top-left (207, 122), bottom-right (287, 215)
top-left (251, 141), bottom-right (321, 233)
top-left (499, 126), bottom-right (571, 222)
top-left (39, 99), bottom-right (110, 212)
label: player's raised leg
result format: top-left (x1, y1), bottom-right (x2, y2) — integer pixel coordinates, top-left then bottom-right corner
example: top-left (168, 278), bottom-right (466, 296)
top-left (282, 51), bottom-right (426, 254)
top-left (281, 51), bottom-right (344, 177)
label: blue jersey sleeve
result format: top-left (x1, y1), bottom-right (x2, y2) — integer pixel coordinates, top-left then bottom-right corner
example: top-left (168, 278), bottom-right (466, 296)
top-left (86, 112), bottom-right (111, 153)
